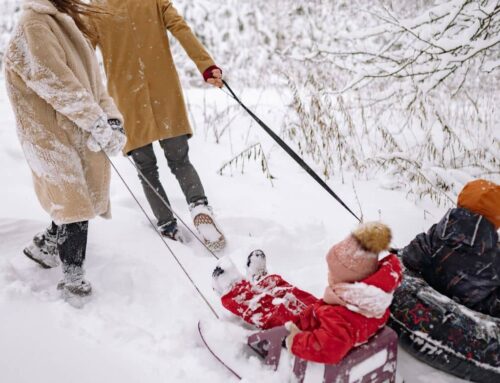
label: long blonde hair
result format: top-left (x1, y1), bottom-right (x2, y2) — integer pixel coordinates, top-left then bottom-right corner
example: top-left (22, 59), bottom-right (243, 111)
top-left (49, 0), bottom-right (107, 41)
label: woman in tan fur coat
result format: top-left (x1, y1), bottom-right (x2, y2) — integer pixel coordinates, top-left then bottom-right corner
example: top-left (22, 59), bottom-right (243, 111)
top-left (4, 0), bottom-right (126, 304)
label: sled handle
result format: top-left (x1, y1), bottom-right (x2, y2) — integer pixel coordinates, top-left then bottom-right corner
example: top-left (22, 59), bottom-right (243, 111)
top-left (247, 326), bottom-right (289, 369)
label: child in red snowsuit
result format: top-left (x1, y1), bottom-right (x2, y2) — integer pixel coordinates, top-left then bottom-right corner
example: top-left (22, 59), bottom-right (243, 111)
top-left (212, 222), bottom-right (402, 365)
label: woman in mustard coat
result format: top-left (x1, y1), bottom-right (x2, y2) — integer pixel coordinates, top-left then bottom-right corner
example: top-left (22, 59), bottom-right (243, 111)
top-left (89, 0), bottom-right (226, 249)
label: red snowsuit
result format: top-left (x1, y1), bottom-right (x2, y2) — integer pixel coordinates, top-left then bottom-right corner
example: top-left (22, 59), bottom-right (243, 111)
top-left (221, 255), bottom-right (402, 364)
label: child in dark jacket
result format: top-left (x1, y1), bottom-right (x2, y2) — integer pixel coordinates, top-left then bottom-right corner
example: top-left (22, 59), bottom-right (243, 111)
top-left (401, 179), bottom-right (500, 317)
top-left (212, 222), bottom-right (402, 364)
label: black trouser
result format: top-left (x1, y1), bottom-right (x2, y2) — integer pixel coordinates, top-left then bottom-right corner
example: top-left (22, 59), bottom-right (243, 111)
top-left (48, 221), bottom-right (89, 268)
top-left (129, 135), bottom-right (206, 226)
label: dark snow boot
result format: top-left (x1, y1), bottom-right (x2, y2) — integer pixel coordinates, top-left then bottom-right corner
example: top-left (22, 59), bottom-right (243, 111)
top-left (158, 219), bottom-right (185, 242)
top-left (58, 264), bottom-right (92, 308)
top-left (212, 257), bottom-right (243, 296)
top-left (246, 250), bottom-right (268, 283)
top-left (23, 225), bottom-right (60, 269)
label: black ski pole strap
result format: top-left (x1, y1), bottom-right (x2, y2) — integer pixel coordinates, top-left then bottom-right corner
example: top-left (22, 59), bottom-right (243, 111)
top-left (222, 80), bottom-right (361, 223)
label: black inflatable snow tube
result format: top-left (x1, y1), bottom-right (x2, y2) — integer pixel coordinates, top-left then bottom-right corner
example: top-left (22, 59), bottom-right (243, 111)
top-left (388, 271), bottom-right (500, 383)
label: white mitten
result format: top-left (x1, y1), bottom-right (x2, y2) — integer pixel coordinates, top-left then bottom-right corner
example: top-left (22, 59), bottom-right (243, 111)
top-left (86, 135), bottom-right (101, 152)
top-left (103, 120), bottom-right (127, 156)
top-left (87, 116), bottom-right (112, 152)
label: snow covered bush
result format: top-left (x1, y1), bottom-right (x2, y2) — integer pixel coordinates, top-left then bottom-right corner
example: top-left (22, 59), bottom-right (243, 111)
top-left (1, 0), bottom-right (498, 205)
top-left (332, 0), bottom-right (500, 95)
top-left (171, 0), bottom-right (499, 205)
top-left (279, 0), bottom-right (500, 205)
top-left (0, 0), bottom-right (20, 67)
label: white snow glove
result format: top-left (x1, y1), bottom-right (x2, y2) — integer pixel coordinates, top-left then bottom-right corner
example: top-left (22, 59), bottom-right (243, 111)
top-left (87, 116), bottom-right (112, 152)
top-left (105, 119), bottom-right (127, 156)
top-left (87, 117), bottom-right (126, 156)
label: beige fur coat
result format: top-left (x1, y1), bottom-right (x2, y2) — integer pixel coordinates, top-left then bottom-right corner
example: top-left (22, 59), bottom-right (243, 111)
top-left (4, 0), bottom-right (122, 224)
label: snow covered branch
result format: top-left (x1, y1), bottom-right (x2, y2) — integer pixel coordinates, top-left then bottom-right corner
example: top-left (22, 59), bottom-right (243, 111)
top-left (332, 0), bottom-right (500, 97)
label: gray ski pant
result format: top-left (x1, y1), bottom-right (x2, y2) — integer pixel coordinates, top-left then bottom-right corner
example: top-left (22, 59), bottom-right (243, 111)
top-left (129, 135), bottom-right (206, 226)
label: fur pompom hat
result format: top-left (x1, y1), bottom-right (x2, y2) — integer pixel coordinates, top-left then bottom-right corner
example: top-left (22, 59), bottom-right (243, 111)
top-left (326, 222), bottom-right (392, 285)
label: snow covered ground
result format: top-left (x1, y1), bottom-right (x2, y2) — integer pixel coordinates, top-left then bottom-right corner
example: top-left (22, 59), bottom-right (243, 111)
top-left (0, 82), bottom-right (467, 382)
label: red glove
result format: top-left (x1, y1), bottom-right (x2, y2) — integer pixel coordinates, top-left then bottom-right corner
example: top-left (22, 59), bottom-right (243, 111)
top-left (203, 65), bottom-right (222, 82)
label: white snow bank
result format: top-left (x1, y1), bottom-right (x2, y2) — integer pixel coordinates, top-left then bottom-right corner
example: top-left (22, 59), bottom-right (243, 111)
top-left (0, 85), bottom-right (467, 382)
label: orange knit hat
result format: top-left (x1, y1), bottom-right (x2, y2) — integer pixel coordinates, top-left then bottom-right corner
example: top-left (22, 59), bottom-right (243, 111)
top-left (457, 179), bottom-right (500, 229)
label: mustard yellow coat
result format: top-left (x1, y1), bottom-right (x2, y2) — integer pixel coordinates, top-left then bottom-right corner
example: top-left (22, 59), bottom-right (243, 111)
top-left (4, 0), bottom-right (123, 224)
top-left (90, 0), bottom-right (216, 153)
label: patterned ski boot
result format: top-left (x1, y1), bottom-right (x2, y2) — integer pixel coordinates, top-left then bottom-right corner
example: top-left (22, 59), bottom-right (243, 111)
top-left (158, 219), bottom-right (185, 243)
top-left (212, 257), bottom-right (243, 296)
top-left (23, 225), bottom-right (60, 269)
top-left (57, 265), bottom-right (92, 308)
top-left (190, 200), bottom-right (226, 251)
top-left (246, 250), bottom-right (268, 283)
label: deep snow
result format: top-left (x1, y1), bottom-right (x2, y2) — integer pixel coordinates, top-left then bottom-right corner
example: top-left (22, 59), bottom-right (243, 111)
top-left (0, 84), bottom-right (468, 382)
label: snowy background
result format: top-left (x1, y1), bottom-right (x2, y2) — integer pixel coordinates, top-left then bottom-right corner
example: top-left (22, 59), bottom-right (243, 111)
top-left (0, 1), bottom-right (498, 382)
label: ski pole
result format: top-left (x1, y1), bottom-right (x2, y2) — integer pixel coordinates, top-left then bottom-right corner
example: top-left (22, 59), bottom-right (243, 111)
top-left (105, 153), bottom-right (220, 319)
top-left (222, 80), bottom-right (361, 223)
top-left (124, 156), bottom-right (220, 260)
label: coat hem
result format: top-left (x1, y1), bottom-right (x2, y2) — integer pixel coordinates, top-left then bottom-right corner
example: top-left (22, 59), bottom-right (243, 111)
top-left (51, 207), bottom-right (111, 226)
top-left (124, 130), bottom-right (193, 155)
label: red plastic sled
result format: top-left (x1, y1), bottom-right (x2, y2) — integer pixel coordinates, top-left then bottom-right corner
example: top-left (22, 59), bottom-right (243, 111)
top-left (247, 326), bottom-right (398, 383)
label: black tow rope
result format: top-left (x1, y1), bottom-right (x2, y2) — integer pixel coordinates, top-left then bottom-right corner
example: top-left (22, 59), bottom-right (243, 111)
top-left (222, 80), bottom-right (361, 223)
